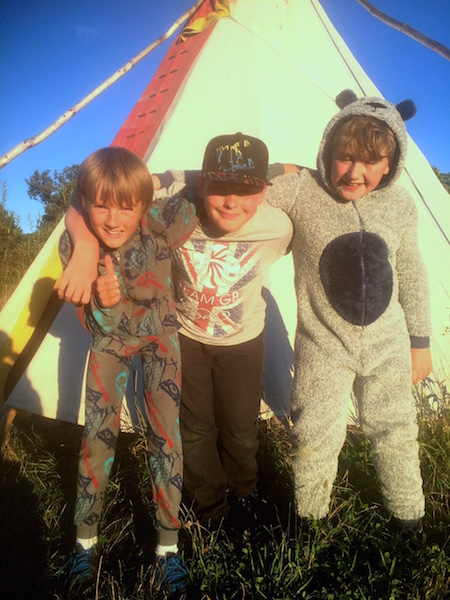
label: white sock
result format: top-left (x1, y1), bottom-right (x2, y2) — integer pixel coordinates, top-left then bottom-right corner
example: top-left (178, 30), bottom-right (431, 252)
top-left (155, 543), bottom-right (178, 557)
top-left (76, 536), bottom-right (98, 550)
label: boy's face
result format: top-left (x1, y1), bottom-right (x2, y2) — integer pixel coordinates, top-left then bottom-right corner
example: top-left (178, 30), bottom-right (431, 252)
top-left (197, 180), bottom-right (266, 234)
top-left (85, 193), bottom-right (143, 249)
top-left (330, 150), bottom-right (390, 201)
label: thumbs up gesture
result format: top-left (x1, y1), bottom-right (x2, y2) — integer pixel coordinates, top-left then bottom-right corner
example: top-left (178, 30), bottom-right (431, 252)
top-left (94, 254), bottom-right (121, 307)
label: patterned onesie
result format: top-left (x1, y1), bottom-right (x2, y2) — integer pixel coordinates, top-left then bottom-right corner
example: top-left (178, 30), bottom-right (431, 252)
top-left (59, 194), bottom-right (198, 546)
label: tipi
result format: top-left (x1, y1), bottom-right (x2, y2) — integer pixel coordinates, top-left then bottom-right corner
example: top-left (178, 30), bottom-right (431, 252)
top-left (1, 0), bottom-right (449, 432)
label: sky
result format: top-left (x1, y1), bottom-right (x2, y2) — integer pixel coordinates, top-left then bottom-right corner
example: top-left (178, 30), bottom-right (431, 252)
top-left (1, 0), bottom-right (449, 233)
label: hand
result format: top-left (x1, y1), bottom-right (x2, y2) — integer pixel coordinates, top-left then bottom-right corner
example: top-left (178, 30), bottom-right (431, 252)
top-left (283, 163), bottom-right (301, 174)
top-left (55, 247), bottom-right (98, 305)
top-left (152, 173), bottom-right (161, 191)
top-left (411, 347), bottom-right (433, 384)
top-left (94, 254), bottom-right (121, 308)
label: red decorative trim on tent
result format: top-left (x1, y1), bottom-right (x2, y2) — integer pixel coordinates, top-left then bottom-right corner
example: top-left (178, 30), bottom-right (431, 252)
top-left (112, 0), bottom-right (218, 159)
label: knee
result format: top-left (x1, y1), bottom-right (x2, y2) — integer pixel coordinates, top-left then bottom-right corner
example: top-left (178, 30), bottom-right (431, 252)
top-left (181, 420), bottom-right (217, 446)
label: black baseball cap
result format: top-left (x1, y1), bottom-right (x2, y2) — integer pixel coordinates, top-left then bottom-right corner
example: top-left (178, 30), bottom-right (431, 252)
top-left (200, 132), bottom-right (272, 186)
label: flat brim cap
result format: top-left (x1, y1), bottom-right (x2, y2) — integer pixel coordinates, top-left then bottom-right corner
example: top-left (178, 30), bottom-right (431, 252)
top-left (200, 132), bottom-right (272, 186)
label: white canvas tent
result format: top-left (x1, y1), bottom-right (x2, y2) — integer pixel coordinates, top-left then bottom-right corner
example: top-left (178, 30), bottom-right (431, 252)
top-left (1, 0), bottom-right (449, 430)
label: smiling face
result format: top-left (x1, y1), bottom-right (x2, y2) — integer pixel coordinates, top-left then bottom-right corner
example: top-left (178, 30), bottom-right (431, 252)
top-left (86, 194), bottom-right (143, 249)
top-left (197, 180), bottom-right (266, 234)
top-left (326, 116), bottom-right (396, 202)
top-left (330, 151), bottom-right (390, 201)
top-left (77, 147), bottom-right (154, 248)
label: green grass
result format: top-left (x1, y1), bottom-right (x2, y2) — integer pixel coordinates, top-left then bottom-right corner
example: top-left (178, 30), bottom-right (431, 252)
top-left (0, 379), bottom-right (448, 599)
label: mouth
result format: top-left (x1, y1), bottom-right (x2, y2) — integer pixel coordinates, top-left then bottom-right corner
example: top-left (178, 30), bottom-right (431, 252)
top-left (104, 228), bottom-right (124, 236)
top-left (218, 212), bottom-right (242, 220)
top-left (340, 180), bottom-right (363, 189)
top-left (102, 229), bottom-right (125, 242)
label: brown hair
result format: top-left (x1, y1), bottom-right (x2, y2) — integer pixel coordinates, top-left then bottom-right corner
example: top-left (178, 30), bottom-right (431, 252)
top-left (329, 116), bottom-right (397, 165)
top-left (77, 147), bottom-right (153, 214)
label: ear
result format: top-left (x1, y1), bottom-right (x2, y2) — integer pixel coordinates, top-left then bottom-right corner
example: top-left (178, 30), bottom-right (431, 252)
top-left (257, 186), bottom-right (267, 203)
top-left (336, 89), bottom-right (358, 108)
top-left (396, 99), bottom-right (416, 121)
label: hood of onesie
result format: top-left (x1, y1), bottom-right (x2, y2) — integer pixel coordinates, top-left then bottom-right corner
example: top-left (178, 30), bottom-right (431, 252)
top-left (317, 89), bottom-right (416, 197)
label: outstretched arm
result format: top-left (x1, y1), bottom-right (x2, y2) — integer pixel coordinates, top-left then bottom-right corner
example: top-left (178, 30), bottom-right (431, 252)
top-left (56, 193), bottom-right (99, 305)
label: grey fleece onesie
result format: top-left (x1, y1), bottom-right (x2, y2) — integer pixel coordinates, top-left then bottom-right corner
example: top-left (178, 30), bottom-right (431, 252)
top-left (265, 95), bottom-right (431, 521)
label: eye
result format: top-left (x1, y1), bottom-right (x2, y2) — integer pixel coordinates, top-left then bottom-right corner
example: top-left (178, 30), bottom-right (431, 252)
top-left (120, 204), bottom-right (139, 213)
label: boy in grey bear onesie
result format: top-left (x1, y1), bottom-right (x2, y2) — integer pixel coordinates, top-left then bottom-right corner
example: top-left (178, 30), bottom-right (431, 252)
top-left (266, 90), bottom-right (432, 531)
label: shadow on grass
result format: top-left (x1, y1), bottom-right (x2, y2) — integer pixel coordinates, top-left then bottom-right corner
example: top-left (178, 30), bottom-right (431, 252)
top-left (1, 406), bottom-right (449, 599)
top-left (0, 461), bottom-right (47, 599)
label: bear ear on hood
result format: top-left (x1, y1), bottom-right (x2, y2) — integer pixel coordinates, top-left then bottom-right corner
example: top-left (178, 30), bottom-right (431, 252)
top-left (396, 99), bottom-right (417, 121)
top-left (335, 89), bottom-right (358, 108)
top-left (335, 89), bottom-right (417, 123)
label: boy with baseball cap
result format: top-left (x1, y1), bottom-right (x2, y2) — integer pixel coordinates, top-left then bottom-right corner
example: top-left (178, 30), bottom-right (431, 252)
top-left (166, 133), bottom-right (292, 526)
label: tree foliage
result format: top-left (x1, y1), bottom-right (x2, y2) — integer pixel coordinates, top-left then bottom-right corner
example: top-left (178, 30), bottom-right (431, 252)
top-left (432, 166), bottom-right (450, 194)
top-left (25, 164), bottom-right (78, 228)
top-left (0, 183), bottom-right (45, 307)
top-left (0, 165), bottom-right (78, 309)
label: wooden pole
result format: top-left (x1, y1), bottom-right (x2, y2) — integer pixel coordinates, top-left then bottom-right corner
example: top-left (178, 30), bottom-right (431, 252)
top-left (0, 0), bottom-right (205, 169)
top-left (356, 0), bottom-right (450, 61)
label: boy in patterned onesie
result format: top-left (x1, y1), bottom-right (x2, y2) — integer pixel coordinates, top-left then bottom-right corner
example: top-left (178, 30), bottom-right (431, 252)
top-left (265, 91), bottom-right (432, 531)
top-left (58, 147), bottom-right (198, 593)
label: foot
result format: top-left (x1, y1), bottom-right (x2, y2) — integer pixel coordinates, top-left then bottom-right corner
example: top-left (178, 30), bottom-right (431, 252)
top-left (154, 552), bottom-right (189, 596)
top-left (228, 491), bottom-right (265, 531)
top-left (390, 517), bottom-right (422, 537)
top-left (58, 543), bottom-right (97, 590)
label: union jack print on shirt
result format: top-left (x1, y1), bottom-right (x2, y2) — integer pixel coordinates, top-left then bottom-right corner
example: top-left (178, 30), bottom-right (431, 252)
top-left (174, 238), bottom-right (263, 337)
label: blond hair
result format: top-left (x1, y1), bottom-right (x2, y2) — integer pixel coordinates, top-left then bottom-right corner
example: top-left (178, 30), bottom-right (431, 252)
top-left (77, 147), bottom-right (153, 214)
top-left (329, 116), bottom-right (397, 165)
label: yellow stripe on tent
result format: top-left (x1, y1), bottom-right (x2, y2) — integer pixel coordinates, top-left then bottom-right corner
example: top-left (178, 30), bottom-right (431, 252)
top-left (0, 219), bottom-right (65, 401)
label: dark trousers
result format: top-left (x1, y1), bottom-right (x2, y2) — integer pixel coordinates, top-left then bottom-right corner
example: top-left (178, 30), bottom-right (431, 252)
top-left (179, 332), bottom-right (264, 522)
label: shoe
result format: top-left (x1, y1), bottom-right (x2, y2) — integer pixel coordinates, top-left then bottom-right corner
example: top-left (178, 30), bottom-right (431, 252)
top-left (229, 491), bottom-right (264, 531)
top-left (155, 552), bottom-right (189, 595)
top-left (390, 518), bottom-right (422, 537)
top-left (59, 543), bottom-right (96, 590)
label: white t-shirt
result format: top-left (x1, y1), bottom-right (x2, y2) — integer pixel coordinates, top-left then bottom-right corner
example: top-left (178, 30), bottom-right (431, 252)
top-left (173, 202), bottom-right (293, 346)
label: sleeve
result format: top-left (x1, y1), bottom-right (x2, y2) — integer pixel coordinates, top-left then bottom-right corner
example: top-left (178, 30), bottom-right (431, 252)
top-left (264, 171), bottom-right (306, 215)
top-left (267, 162), bottom-right (304, 179)
top-left (58, 230), bottom-right (72, 268)
top-left (396, 193), bottom-right (432, 347)
top-left (154, 169), bottom-right (200, 199)
top-left (83, 295), bottom-right (122, 337)
top-left (149, 194), bottom-right (199, 249)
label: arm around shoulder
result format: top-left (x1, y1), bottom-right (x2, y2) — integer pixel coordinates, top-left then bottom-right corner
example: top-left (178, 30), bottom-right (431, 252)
top-left (56, 192), bottom-right (100, 305)
top-left (153, 170), bottom-right (200, 198)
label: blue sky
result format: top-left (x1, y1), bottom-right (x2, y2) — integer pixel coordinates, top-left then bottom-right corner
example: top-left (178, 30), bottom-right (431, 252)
top-left (1, 0), bottom-right (449, 233)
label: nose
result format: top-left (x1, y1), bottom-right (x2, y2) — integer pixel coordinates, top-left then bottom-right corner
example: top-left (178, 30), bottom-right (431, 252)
top-left (223, 195), bottom-right (238, 209)
top-left (105, 208), bottom-right (119, 227)
top-left (347, 161), bottom-right (365, 178)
